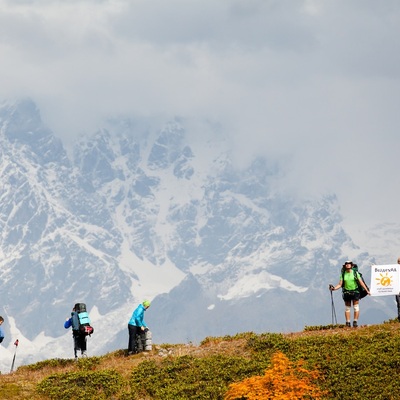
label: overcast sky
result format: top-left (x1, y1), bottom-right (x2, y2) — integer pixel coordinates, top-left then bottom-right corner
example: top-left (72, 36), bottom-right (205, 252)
top-left (1, 0), bottom-right (399, 242)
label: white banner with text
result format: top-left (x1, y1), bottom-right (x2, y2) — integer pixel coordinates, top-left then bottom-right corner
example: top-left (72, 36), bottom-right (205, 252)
top-left (370, 264), bottom-right (400, 296)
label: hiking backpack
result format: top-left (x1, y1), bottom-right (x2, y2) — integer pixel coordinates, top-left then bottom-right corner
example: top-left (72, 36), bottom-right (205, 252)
top-left (341, 264), bottom-right (369, 299)
top-left (72, 303), bottom-right (94, 336)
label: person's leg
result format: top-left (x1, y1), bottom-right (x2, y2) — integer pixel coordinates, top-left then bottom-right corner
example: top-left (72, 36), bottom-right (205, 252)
top-left (73, 334), bottom-right (79, 358)
top-left (128, 324), bottom-right (138, 354)
top-left (80, 334), bottom-right (87, 355)
top-left (128, 324), bottom-right (134, 352)
top-left (396, 295), bottom-right (400, 321)
top-left (344, 300), bottom-right (351, 326)
top-left (353, 300), bottom-right (360, 327)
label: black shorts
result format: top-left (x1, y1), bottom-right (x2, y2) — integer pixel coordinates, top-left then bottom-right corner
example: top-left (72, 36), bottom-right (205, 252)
top-left (342, 290), bottom-right (360, 302)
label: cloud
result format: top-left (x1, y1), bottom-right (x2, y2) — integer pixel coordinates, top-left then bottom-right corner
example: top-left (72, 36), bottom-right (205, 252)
top-left (0, 0), bottom-right (399, 232)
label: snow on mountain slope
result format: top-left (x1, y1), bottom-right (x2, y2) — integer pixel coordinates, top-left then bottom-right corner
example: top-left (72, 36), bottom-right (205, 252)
top-left (344, 222), bottom-right (400, 265)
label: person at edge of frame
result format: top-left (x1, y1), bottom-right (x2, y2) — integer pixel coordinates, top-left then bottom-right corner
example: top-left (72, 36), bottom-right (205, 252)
top-left (394, 257), bottom-right (400, 321)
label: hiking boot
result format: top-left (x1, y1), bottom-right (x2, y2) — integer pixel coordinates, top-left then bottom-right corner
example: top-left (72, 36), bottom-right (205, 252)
top-left (346, 322), bottom-right (351, 327)
top-left (353, 321), bottom-right (358, 328)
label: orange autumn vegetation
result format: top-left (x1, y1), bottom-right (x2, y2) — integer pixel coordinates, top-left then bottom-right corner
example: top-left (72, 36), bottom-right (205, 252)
top-left (224, 351), bottom-right (327, 400)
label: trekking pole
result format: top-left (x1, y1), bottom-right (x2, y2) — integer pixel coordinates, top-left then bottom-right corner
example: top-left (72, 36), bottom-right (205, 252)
top-left (330, 290), bottom-right (337, 325)
top-left (10, 339), bottom-right (19, 373)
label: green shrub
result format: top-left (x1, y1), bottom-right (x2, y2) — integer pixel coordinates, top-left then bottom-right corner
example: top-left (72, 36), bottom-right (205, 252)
top-left (246, 332), bottom-right (291, 355)
top-left (36, 369), bottom-right (123, 400)
top-left (21, 355), bottom-right (101, 373)
top-left (76, 356), bottom-right (101, 370)
top-left (304, 324), bottom-right (346, 331)
top-left (129, 355), bottom-right (267, 400)
top-left (200, 332), bottom-right (255, 346)
top-left (21, 358), bottom-right (75, 371)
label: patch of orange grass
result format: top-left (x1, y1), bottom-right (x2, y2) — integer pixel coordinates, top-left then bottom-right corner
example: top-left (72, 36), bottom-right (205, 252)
top-left (224, 351), bottom-right (327, 400)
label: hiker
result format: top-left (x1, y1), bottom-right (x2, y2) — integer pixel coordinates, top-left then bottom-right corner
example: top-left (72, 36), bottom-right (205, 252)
top-left (330, 260), bottom-right (370, 327)
top-left (64, 306), bottom-right (87, 358)
top-left (395, 257), bottom-right (400, 322)
top-left (0, 316), bottom-right (4, 343)
top-left (127, 300), bottom-right (151, 355)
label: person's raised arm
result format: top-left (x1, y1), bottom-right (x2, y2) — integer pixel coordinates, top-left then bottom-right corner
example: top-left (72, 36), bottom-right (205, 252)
top-left (329, 280), bottom-right (342, 291)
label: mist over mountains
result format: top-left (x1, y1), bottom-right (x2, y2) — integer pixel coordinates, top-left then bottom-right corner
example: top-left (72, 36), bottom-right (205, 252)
top-left (0, 98), bottom-right (395, 369)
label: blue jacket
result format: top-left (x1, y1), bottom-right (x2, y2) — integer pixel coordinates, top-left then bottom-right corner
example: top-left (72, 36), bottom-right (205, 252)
top-left (64, 318), bottom-right (72, 329)
top-left (0, 325), bottom-right (4, 343)
top-left (128, 304), bottom-right (147, 327)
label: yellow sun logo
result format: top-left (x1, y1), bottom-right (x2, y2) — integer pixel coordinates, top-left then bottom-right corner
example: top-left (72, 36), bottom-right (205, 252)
top-left (376, 272), bottom-right (392, 287)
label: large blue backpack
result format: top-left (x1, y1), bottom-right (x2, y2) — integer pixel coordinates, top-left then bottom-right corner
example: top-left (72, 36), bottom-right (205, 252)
top-left (72, 303), bottom-right (94, 336)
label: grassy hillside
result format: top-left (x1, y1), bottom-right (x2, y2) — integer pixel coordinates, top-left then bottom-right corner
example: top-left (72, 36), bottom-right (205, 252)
top-left (1, 321), bottom-right (400, 399)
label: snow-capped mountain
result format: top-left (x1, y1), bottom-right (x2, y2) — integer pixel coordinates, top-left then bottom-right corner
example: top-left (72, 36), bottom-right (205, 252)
top-left (0, 98), bottom-right (396, 370)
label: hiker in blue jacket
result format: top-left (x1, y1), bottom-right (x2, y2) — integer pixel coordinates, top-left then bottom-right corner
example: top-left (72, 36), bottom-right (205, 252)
top-left (64, 306), bottom-right (87, 358)
top-left (0, 316), bottom-right (5, 343)
top-left (127, 300), bottom-right (150, 355)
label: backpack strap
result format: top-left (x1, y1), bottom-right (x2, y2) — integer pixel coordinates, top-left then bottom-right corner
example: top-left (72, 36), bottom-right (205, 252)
top-left (353, 269), bottom-right (359, 281)
top-left (341, 270), bottom-right (344, 289)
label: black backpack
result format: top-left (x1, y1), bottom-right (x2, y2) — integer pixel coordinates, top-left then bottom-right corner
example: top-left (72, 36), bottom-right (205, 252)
top-left (341, 264), bottom-right (369, 299)
top-left (72, 303), bottom-right (94, 336)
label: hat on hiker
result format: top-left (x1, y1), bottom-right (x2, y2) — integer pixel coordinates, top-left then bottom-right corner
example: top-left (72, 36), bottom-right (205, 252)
top-left (343, 260), bottom-right (353, 266)
top-left (143, 300), bottom-right (151, 307)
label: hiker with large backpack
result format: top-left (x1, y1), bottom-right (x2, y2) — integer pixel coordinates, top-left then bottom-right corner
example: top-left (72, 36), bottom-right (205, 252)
top-left (127, 300), bottom-right (151, 355)
top-left (329, 260), bottom-right (370, 328)
top-left (64, 303), bottom-right (94, 359)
